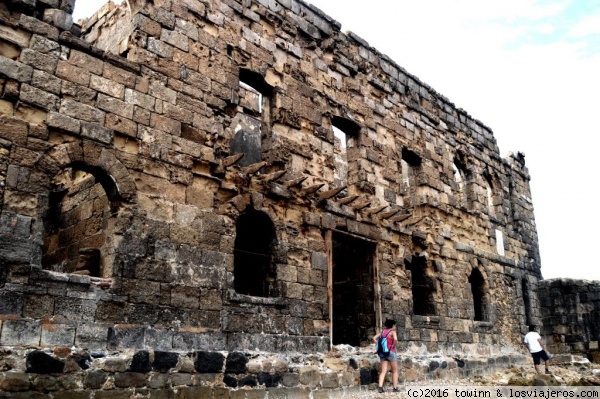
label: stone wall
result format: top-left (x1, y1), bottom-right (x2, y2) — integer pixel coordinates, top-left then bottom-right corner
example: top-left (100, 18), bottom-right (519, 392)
top-left (539, 279), bottom-right (600, 362)
top-left (1, 0), bottom-right (540, 394)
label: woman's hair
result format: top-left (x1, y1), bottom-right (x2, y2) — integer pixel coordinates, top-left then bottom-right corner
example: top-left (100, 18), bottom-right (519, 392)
top-left (384, 319), bottom-right (396, 329)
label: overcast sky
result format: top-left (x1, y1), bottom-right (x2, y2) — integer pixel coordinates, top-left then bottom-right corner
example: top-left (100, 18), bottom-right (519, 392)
top-left (73, 0), bottom-right (600, 281)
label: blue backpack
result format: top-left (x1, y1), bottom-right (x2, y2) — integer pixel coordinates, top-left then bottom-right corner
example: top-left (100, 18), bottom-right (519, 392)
top-left (375, 329), bottom-right (391, 358)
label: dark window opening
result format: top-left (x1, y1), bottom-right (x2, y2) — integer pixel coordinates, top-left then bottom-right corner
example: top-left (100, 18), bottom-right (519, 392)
top-left (408, 255), bottom-right (436, 316)
top-left (232, 69), bottom-right (274, 167)
top-left (332, 117), bottom-right (361, 187)
top-left (332, 116), bottom-right (361, 138)
top-left (401, 148), bottom-right (421, 187)
top-left (233, 210), bottom-right (277, 297)
top-left (332, 232), bottom-right (376, 347)
top-left (522, 278), bottom-right (532, 325)
top-left (469, 268), bottom-right (487, 321)
top-left (42, 164), bottom-right (119, 277)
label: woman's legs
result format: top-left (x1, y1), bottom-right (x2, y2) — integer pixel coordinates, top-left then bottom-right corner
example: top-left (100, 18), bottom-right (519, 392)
top-left (378, 360), bottom-right (389, 387)
top-left (389, 360), bottom-right (398, 388)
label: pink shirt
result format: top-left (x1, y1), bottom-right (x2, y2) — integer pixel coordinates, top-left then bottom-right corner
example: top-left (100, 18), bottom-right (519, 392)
top-left (382, 328), bottom-right (396, 352)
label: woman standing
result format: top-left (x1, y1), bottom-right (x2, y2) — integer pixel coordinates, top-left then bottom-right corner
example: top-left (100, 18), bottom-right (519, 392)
top-left (373, 319), bottom-right (399, 393)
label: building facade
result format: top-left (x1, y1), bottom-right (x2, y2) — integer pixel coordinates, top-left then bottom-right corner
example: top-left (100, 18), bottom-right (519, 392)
top-left (0, 0), bottom-right (543, 394)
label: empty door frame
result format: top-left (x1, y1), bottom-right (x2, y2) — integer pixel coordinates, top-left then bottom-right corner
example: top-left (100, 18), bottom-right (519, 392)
top-left (326, 230), bottom-right (382, 349)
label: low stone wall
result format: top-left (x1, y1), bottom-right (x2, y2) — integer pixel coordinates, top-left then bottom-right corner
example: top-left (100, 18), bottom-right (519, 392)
top-left (539, 279), bottom-right (600, 362)
top-left (0, 347), bottom-right (525, 397)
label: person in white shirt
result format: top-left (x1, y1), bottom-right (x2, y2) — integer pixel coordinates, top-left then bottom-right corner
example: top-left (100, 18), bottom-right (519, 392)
top-left (523, 325), bottom-right (551, 374)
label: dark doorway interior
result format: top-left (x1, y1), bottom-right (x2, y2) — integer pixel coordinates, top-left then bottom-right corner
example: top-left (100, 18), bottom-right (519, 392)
top-left (332, 232), bottom-right (376, 346)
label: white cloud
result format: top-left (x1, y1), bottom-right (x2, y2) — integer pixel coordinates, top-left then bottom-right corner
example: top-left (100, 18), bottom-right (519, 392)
top-left (567, 12), bottom-right (600, 40)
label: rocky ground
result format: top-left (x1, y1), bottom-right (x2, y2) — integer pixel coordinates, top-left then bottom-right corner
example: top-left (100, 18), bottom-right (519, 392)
top-left (343, 355), bottom-right (600, 398)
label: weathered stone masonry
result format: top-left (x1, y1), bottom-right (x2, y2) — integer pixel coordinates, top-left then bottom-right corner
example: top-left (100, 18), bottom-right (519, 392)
top-left (0, 0), bottom-right (543, 395)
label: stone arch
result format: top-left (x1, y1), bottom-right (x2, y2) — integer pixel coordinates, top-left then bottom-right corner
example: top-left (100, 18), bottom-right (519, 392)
top-left (39, 144), bottom-right (137, 203)
top-left (36, 144), bottom-right (136, 277)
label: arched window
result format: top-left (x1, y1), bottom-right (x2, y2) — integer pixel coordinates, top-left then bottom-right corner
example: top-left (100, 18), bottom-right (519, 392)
top-left (42, 164), bottom-right (119, 277)
top-left (233, 210), bottom-right (277, 297)
top-left (483, 171), bottom-right (495, 216)
top-left (469, 268), bottom-right (487, 321)
top-left (453, 155), bottom-right (471, 207)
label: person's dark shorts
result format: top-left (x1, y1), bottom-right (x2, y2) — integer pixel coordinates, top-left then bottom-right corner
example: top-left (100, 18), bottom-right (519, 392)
top-left (531, 350), bottom-right (550, 365)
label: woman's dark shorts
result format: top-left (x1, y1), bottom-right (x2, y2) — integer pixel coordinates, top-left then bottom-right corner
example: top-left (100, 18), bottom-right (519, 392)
top-left (531, 350), bottom-right (550, 365)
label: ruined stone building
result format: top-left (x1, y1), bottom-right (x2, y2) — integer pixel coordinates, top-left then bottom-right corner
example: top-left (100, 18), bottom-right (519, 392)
top-left (0, 0), bottom-right (545, 395)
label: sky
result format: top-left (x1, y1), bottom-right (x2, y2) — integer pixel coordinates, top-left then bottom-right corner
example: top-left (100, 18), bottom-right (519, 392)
top-left (72, 1), bottom-right (600, 281)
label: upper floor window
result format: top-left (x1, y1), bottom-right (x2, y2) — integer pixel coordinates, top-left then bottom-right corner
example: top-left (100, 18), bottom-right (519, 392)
top-left (453, 155), bottom-right (471, 207)
top-left (401, 148), bottom-right (421, 188)
top-left (332, 116), bottom-right (360, 186)
top-left (233, 209), bottom-right (277, 297)
top-left (231, 69), bottom-right (273, 167)
top-left (483, 171), bottom-right (495, 216)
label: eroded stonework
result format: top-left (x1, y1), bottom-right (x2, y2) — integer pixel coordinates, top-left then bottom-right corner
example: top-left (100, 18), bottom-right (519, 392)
top-left (0, 0), bottom-right (543, 395)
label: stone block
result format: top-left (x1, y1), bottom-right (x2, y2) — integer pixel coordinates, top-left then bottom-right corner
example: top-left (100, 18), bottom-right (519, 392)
top-left (107, 326), bottom-right (145, 350)
top-left (177, 386), bottom-right (213, 399)
top-left (1, 319), bottom-right (41, 346)
top-left (19, 84), bottom-right (59, 111)
top-left (18, 15), bottom-right (60, 41)
top-left (43, 9), bottom-right (73, 31)
top-left (125, 88), bottom-right (156, 111)
top-left (160, 29), bottom-right (189, 51)
top-left (299, 366), bottom-right (320, 388)
top-left (106, 113), bottom-right (138, 137)
top-left (103, 63), bottom-right (137, 88)
top-left (31, 70), bottom-right (62, 94)
top-left (81, 122), bottom-right (113, 144)
top-left (152, 351), bottom-right (179, 372)
top-left (0, 291), bottom-right (23, 315)
top-left (20, 49), bottom-right (58, 74)
top-left (311, 251), bottom-right (327, 271)
top-left (170, 372), bottom-right (193, 387)
top-left (172, 331), bottom-right (226, 352)
top-left (194, 351), bottom-right (225, 373)
top-left (47, 110), bottom-right (81, 134)
top-left (129, 350), bottom-right (151, 372)
top-left (225, 352), bottom-right (248, 374)
top-left (90, 75), bottom-right (125, 99)
top-left (68, 50), bottom-right (103, 75)
top-left (56, 60), bottom-right (90, 86)
top-left (114, 372), bottom-right (147, 388)
top-left (60, 98), bottom-right (105, 124)
top-left (0, 372), bottom-right (30, 392)
top-left (26, 350), bottom-right (65, 374)
top-left (74, 324), bottom-right (107, 350)
top-left (41, 323), bottom-right (75, 347)
top-left (54, 297), bottom-right (97, 323)
top-left (144, 328), bottom-right (174, 351)
top-left (61, 81), bottom-right (97, 105)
